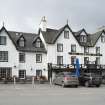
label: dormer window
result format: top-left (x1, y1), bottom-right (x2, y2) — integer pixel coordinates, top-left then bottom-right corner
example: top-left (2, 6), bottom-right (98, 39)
top-left (101, 33), bottom-right (105, 43)
top-left (19, 37), bottom-right (25, 47)
top-left (80, 35), bottom-right (87, 42)
top-left (35, 39), bottom-right (41, 48)
top-left (64, 31), bottom-right (69, 39)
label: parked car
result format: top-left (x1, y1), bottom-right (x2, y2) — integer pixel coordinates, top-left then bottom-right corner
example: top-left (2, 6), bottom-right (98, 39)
top-left (53, 72), bottom-right (79, 87)
top-left (79, 73), bottom-right (102, 87)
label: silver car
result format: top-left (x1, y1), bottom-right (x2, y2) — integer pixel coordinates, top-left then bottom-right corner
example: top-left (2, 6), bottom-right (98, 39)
top-left (53, 72), bottom-right (79, 87)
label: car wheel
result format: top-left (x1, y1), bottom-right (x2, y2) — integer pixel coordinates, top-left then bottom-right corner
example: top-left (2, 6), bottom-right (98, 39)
top-left (75, 85), bottom-right (78, 88)
top-left (96, 84), bottom-right (100, 87)
top-left (52, 81), bottom-right (56, 85)
top-left (85, 81), bottom-right (89, 87)
top-left (61, 82), bottom-right (65, 88)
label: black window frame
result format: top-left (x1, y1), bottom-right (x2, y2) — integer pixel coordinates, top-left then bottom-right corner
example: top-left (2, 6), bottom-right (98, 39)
top-left (96, 57), bottom-right (100, 65)
top-left (35, 39), bottom-right (41, 48)
top-left (36, 70), bottom-right (42, 77)
top-left (36, 54), bottom-right (42, 63)
top-left (71, 56), bottom-right (76, 65)
top-left (57, 56), bottom-right (63, 65)
top-left (101, 34), bottom-right (105, 43)
top-left (80, 35), bottom-right (87, 42)
top-left (19, 70), bottom-right (26, 79)
top-left (71, 44), bottom-right (76, 53)
top-left (96, 47), bottom-right (100, 54)
top-left (64, 31), bottom-right (69, 39)
top-left (19, 53), bottom-right (25, 63)
top-left (0, 36), bottom-right (6, 45)
top-left (84, 47), bottom-right (89, 54)
top-left (0, 51), bottom-right (8, 62)
top-left (84, 57), bottom-right (89, 65)
top-left (57, 43), bottom-right (63, 52)
top-left (19, 37), bottom-right (25, 47)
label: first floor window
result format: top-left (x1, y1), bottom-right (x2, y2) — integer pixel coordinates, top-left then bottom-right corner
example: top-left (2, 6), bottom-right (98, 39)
top-left (84, 57), bottom-right (89, 65)
top-left (36, 54), bottom-right (42, 63)
top-left (0, 51), bottom-right (8, 62)
top-left (19, 53), bottom-right (25, 63)
top-left (71, 44), bottom-right (76, 53)
top-left (57, 43), bottom-right (63, 52)
top-left (71, 56), bottom-right (76, 65)
top-left (96, 47), bottom-right (100, 54)
top-left (19, 70), bottom-right (26, 79)
top-left (57, 56), bottom-right (63, 65)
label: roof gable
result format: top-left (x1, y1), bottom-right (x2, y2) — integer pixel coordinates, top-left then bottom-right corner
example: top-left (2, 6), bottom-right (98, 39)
top-left (0, 26), bottom-right (17, 47)
top-left (40, 24), bottom-right (74, 44)
top-left (0, 27), bottom-right (47, 53)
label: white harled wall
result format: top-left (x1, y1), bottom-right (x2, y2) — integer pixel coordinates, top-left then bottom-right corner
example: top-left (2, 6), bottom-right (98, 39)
top-left (0, 29), bottom-right (47, 78)
top-left (45, 27), bottom-right (83, 65)
top-left (0, 30), bottom-right (19, 76)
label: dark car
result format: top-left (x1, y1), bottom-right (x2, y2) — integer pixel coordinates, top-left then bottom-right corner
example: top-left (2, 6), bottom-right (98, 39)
top-left (53, 72), bottom-right (79, 87)
top-left (79, 73), bottom-right (102, 87)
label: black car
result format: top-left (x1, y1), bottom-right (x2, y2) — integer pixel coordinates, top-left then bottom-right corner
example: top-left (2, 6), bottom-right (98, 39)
top-left (79, 73), bottom-right (102, 87)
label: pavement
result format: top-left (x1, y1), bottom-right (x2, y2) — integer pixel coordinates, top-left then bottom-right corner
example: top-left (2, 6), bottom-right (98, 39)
top-left (0, 84), bottom-right (105, 105)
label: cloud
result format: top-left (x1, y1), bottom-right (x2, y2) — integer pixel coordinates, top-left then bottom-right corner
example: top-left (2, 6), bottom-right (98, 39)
top-left (0, 0), bottom-right (105, 33)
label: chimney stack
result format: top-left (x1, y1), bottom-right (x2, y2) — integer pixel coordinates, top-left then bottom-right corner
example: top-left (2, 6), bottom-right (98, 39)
top-left (40, 16), bottom-right (47, 32)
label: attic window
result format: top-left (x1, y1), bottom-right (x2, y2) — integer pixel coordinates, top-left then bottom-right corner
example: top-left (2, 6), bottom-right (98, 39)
top-left (19, 37), bottom-right (25, 47)
top-left (80, 35), bottom-right (87, 42)
top-left (101, 33), bottom-right (105, 43)
top-left (0, 36), bottom-right (6, 45)
top-left (64, 31), bottom-right (69, 39)
top-left (35, 39), bottom-right (41, 48)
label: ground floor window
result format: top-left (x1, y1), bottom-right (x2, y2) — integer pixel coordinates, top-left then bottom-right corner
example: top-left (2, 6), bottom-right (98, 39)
top-left (57, 56), bottom-right (63, 65)
top-left (0, 51), bottom-right (8, 62)
top-left (84, 57), bottom-right (89, 65)
top-left (0, 68), bottom-right (12, 79)
top-left (71, 56), bottom-right (76, 65)
top-left (36, 70), bottom-right (42, 77)
top-left (19, 70), bottom-right (26, 79)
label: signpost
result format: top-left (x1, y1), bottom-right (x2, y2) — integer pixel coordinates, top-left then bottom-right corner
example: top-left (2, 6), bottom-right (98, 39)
top-left (13, 75), bottom-right (16, 88)
top-left (32, 76), bottom-right (35, 88)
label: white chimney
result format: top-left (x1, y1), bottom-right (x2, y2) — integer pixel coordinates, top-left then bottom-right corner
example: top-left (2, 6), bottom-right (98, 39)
top-left (40, 16), bottom-right (47, 32)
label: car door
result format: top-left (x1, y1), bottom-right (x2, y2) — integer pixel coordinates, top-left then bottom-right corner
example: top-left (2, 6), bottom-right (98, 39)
top-left (58, 73), bottom-right (64, 85)
top-left (56, 73), bottom-right (61, 85)
top-left (53, 74), bottom-right (58, 84)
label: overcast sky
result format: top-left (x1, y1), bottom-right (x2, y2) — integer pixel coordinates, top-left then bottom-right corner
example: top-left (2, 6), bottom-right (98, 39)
top-left (0, 0), bottom-right (105, 33)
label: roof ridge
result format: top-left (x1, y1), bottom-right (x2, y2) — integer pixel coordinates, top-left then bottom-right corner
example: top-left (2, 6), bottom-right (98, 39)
top-left (8, 30), bottom-right (36, 35)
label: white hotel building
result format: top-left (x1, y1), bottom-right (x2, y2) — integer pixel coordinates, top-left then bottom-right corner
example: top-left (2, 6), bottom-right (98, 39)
top-left (0, 17), bottom-right (105, 80)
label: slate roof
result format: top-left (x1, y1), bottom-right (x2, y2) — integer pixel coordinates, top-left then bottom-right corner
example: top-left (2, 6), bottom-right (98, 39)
top-left (1, 24), bottom-right (104, 50)
top-left (41, 28), bottom-right (58, 44)
top-left (0, 27), bottom-right (47, 53)
top-left (90, 31), bottom-right (103, 46)
top-left (73, 29), bottom-right (94, 47)
top-left (41, 24), bottom-right (73, 44)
